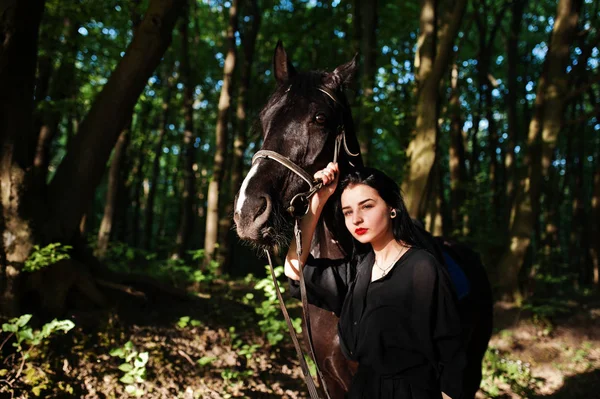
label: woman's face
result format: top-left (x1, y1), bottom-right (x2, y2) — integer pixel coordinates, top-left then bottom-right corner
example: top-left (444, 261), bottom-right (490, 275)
top-left (340, 183), bottom-right (393, 246)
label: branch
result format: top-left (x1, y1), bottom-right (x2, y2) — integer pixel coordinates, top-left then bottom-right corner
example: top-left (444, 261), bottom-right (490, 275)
top-left (430, 0), bottom-right (469, 86)
top-left (46, 0), bottom-right (185, 239)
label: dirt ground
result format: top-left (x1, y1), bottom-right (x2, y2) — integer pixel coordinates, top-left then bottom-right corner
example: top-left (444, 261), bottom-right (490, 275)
top-left (482, 297), bottom-right (600, 399)
top-left (5, 281), bottom-right (600, 399)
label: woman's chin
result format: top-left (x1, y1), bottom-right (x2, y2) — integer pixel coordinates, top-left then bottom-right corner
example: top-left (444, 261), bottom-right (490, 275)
top-left (353, 235), bottom-right (371, 244)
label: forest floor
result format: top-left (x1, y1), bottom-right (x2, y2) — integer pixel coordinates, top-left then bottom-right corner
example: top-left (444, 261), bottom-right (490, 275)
top-left (4, 277), bottom-right (600, 399)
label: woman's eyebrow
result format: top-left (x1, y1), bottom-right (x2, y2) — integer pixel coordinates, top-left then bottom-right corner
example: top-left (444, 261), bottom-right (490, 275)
top-left (341, 198), bottom-right (374, 210)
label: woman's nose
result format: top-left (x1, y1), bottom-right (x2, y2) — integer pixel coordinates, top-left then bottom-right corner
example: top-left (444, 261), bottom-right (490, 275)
top-left (352, 213), bottom-right (362, 225)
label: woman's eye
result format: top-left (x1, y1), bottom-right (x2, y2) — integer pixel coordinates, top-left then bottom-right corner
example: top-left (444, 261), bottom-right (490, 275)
top-left (315, 113), bottom-right (327, 124)
top-left (343, 211), bottom-right (351, 217)
top-left (362, 204), bottom-right (372, 210)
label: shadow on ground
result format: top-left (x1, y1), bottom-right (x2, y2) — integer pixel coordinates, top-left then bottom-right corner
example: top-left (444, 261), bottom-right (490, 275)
top-left (532, 368), bottom-right (600, 399)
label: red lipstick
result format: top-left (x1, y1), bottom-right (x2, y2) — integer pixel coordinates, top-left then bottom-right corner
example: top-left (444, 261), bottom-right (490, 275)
top-left (355, 228), bottom-right (368, 236)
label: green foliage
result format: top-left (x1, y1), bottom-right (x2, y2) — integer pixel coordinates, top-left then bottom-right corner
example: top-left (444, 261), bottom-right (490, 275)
top-left (254, 265), bottom-right (301, 346)
top-left (228, 326), bottom-right (260, 358)
top-left (109, 341), bottom-right (149, 397)
top-left (480, 347), bottom-right (540, 397)
top-left (0, 315), bottom-right (75, 397)
top-left (220, 367), bottom-right (254, 384)
top-left (24, 243), bottom-right (72, 272)
top-left (197, 356), bottom-right (217, 367)
top-left (2, 315), bottom-right (75, 354)
top-left (176, 316), bottom-right (203, 329)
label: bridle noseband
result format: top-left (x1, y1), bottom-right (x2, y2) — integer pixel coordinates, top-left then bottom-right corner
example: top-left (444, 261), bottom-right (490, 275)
top-left (251, 86), bottom-right (359, 217)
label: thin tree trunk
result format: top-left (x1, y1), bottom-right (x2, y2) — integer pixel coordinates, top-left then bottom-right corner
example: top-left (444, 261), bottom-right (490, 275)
top-left (505, 0), bottom-right (527, 227)
top-left (96, 123), bottom-right (131, 259)
top-left (496, 0), bottom-right (583, 302)
top-left (356, 0), bottom-right (378, 163)
top-left (46, 0), bottom-right (185, 241)
top-left (570, 114), bottom-right (585, 284)
top-left (131, 103), bottom-right (152, 248)
top-left (591, 153), bottom-right (600, 287)
top-left (158, 154), bottom-right (176, 242)
top-left (0, 0), bottom-right (46, 317)
top-left (144, 78), bottom-right (173, 250)
top-left (217, 0), bottom-right (261, 271)
top-left (448, 63), bottom-right (468, 235)
top-left (33, 54), bottom-right (53, 142)
top-left (172, 6), bottom-right (197, 260)
top-left (402, 0), bottom-right (468, 218)
top-left (32, 17), bottom-right (79, 186)
top-left (204, 0), bottom-right (238, 268)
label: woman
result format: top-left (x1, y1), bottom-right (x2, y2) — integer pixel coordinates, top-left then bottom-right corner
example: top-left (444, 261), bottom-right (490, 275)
top-left (285, 163), bottom-right (465, 399)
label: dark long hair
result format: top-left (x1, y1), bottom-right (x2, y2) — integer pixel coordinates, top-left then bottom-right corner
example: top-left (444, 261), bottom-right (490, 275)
top-left (332, 167), bottom-right (444, 262)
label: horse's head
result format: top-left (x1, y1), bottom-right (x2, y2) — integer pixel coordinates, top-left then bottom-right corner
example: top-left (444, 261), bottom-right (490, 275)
top-left (234, 42), bottom-right (362, 247)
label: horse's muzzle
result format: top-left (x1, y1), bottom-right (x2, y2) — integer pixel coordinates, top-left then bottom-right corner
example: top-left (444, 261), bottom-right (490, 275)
top-left (233, 194), bottom-right (273, 242)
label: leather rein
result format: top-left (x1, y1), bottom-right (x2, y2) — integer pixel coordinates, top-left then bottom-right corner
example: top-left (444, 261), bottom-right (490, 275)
top-left (253, 86), bottom-right (358, 399)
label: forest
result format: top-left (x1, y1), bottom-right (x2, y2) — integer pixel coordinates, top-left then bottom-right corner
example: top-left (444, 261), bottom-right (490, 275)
top-left (0, 0), bottom-right (598, 397)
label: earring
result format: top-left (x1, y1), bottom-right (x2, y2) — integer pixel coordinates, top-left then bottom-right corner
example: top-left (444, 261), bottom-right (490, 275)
top-left (390, 209), bottom-right (397, 219)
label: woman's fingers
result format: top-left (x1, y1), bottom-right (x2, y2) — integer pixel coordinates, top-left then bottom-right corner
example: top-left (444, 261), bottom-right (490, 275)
top-left (314, 163), bottom-right (338, 186)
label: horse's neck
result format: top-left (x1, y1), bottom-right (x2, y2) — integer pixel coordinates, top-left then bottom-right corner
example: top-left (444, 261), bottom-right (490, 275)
top-left (310, 221), bottom-right (346, 259)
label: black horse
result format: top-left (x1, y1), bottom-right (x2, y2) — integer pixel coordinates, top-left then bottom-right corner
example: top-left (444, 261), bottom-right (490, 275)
top-left (234, 42), bottom-right (493, 399)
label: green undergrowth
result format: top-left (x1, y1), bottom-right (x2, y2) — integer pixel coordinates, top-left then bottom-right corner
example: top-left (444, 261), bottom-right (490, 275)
top-left (480, 346), bottom-right (541, 398)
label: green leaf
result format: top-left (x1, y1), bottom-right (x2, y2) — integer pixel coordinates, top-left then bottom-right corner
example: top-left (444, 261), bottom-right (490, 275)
top-left (134, 352), bottom-right (149, 367)
top-left (119, 363), bottom-right (134, 372)
top-left (197, 356), bottom-right (216, 366)
top-left (110, 348), bottom-right (125, 357)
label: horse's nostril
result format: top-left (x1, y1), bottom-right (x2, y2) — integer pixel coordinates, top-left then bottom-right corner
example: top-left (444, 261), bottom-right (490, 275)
top-left (257, 198), bottom-right (267, 218)
top-left (254, 195), bottom-right (272, 225)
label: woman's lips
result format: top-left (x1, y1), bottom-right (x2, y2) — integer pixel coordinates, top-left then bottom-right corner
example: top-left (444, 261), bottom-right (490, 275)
top-left (355, 228), bottom-right (368, 236)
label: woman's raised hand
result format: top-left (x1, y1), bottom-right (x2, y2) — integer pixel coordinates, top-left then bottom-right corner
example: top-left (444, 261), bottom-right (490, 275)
top-left (311, 162), bottom-right (339, 209)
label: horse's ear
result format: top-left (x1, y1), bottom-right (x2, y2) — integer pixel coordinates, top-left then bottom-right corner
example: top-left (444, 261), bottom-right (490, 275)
top-left (322, 53), bottom-right (359, 90)
top-left (273, 40), bottom-right (297, 85)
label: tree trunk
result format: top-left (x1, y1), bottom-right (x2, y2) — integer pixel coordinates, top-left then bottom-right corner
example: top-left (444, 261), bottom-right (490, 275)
top-left (355, 0), bottom-right (378, 163)
top-left (0, 0), bottom-right (46, 317)
top-left (46, 0), bottom-right (185, 242)
top-left (204, 0), bottom-right (238, 268)
top-left (402, 0), bottom-right (467, 218)
top-left (130, 102), bottom-right (152, 248)
top-left (591, 153), bottom-right (600, 287)
top-left (96, 124), bottom-right (131, 259)
top-left (158, 154), bottom-right (176, 242)
top-left (33, 17), bottom-right (79, 186)
top-left (504, 0), bottom-right (527, 226)
top-left (144, 78), bottom-right (173, 250)
top-left (496, 0), bottom-right (583, 302)
top-left (217, 0), bottom-right (261, 272)
top-left (172, 6), bottom-right (197, 260)
top-left (570, 114), bottom-right (585, 284)
top-left (448, 64), bottom-right (468, 235)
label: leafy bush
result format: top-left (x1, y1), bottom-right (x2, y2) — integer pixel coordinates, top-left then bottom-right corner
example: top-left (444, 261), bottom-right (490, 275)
top-left (24, 243), bottom-right (72, 272)
top-left (109, 341), bottom-right (149, 397)
top-left (254, 265), bottom-right (301, 346)
top-left (480, 347), bottom-right (539, 397)
top-left (0, 314), bottom-right (75, 397)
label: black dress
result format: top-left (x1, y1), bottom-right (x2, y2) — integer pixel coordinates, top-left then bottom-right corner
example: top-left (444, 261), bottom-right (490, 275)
top-left (290, 248), bottom-right (466, 399)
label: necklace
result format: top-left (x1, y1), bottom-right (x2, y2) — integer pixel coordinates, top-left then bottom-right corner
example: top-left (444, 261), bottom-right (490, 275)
top-left (374, 246), bottom-right (405, 277)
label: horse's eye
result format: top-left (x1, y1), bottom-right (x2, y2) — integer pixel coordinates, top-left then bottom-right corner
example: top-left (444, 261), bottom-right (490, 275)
top-left (315, 113), bottom-right (327, 124)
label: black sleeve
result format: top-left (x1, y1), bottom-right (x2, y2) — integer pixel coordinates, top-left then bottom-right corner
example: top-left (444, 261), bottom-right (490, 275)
top-left (288, 255), bottom-right (353, 316)
top-left (409, 254), bottom-right (466, 399)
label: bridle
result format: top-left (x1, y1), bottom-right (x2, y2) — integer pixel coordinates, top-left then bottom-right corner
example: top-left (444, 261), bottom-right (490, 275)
top-left (253, 85), bottom-right (358, 399)
top-left (252, 86), bottom-right (358, 218)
